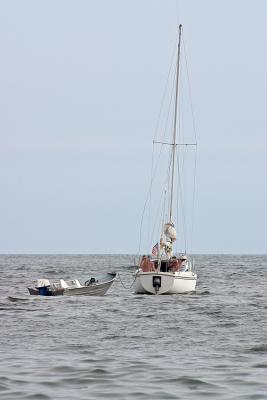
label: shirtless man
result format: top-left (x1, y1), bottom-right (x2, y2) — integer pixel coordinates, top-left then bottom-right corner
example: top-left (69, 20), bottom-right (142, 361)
top-left (140, 255), bottom-right (155, 272)
top-left (170, 256), bottom-right (186, 272)
top-left (169, 256), bottom-right (179, 272)
top-left (147, 255), bottom-right (155, 271)
top-left (140, 256), bottom-right (150, 272)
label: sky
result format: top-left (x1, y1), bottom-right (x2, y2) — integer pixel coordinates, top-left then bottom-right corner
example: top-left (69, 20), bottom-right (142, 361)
top-left (0, 0), bottom-right (266, 254)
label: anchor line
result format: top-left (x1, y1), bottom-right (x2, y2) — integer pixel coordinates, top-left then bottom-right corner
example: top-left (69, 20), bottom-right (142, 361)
top-left (116, 273), bottom-right (137, 290)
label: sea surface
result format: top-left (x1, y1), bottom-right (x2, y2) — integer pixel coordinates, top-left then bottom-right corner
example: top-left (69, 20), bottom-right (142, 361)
top-left (0, 254), bottom-right (266, 400)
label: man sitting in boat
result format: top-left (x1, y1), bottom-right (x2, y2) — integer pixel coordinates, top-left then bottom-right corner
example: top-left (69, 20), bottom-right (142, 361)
top-left (169, 256), bottom-right (180, 272)
top-left (140, 255), bottom-right (155, 272)
top-left (169, 255), bottom-right (187, 272)
top-left (178, 255), bottom-right (188, 271)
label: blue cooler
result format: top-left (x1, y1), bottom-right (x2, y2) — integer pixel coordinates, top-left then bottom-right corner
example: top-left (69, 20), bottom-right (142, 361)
top-left (36, 279), bottom-right (51, 296)
top-left (38, 286), bottom-right (49, 296)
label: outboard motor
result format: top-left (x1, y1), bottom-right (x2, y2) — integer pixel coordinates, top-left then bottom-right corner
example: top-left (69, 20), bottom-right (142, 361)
top-left (152, 276), bottom-right (161, 294)
top-left (84, 277), bottom-right (96, 286)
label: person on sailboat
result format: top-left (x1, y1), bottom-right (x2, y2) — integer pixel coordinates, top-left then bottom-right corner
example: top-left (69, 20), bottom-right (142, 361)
top-left (148, 255), bottom-right (156, 271)
top-left (179, 255), bottom-right (187, 263)
top-left (140, 255), bottom-right (147, 270)
top-left (140, 256), bottom-right (151, 272)
top-left (140, 255), bottom-right (155, 272)
top-left (169, 256), bottom-right (180, 272)
top-left (178, 255), bottom-right (188, 271)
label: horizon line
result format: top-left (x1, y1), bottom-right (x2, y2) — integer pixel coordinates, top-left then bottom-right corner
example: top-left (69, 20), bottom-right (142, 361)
top-left (0, 253), bottom-right (266, 256)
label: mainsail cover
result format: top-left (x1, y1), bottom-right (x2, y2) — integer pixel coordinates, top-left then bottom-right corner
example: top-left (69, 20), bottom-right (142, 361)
top-left (160, 222), bottom-right (177, 258)
top-left (163, 222), bottom-right (177, 241)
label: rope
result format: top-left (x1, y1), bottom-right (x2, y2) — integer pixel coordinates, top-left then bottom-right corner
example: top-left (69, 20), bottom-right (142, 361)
top-left (116, 273), bottom-right (137, 290)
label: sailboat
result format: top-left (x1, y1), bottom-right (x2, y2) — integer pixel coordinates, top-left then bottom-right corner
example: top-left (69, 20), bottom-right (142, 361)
top-left (134, 25), bottom-right (197, 295)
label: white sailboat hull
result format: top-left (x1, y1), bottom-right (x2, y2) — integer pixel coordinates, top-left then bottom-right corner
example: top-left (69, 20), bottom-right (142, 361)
top-left (134, 270), bottom-right (197, 295)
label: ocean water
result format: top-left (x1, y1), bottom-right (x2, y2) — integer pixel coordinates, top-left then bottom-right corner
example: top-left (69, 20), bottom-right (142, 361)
top-left (0, 254), bottom-right (266, 400)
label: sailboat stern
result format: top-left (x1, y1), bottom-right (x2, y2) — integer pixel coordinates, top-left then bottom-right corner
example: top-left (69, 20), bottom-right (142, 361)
top-left (139, 272), bottom-right (174, 294)
top-left (134, 271), bottom-right (197, 295)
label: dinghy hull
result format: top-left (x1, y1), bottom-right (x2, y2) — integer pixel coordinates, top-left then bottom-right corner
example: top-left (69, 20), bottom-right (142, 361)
top-left (28, 273), bottom-right (117, 296)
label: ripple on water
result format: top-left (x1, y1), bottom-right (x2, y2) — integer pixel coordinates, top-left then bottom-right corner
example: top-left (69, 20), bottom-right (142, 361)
top-left (252, 363), bottom-right (267, 368)
top-left (24, 394), bottom-right (51, 400)
top-left (247, 344), bottom-right (267, 354)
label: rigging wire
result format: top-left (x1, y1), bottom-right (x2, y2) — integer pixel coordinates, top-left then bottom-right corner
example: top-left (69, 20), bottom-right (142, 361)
top-left (137, 31), bottom-right (199, 257)
top-left (149, 152), bottom-right (172, 249)
top-left (137, 46), bottom-right (177, 255)
top-left (176, 143), bottom-right (188, 254)
top-left (182, 37), bottom-right (199, 255)
top-left (152, 38), bottom-right (178, 143)
top-left (180, 68), bottom-right (188, 254)
top-left (182, 39), bottom-right (198, 144)
top-left (147, 143), bottom-right (155, 251)
top-left (151, 65), bottom-right (176, 180)
top-left (175, 38), bottom-right (198, 256)
top-left (147, 74), bottom-right (176, 251)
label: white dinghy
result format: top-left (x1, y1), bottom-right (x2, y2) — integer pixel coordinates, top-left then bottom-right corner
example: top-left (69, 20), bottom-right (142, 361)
top-left (134, 25), bottom-right (197, 295)
top-left (28, 273), bottom-right (117, 296)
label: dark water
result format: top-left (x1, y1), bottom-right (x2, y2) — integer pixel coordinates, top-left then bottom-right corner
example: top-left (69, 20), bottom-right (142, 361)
top-left (0, 255), bottom-right (267, 400)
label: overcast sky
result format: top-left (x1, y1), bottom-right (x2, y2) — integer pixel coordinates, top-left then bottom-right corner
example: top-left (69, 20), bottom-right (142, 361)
top-left (0, 0), bottom-right (266, 254)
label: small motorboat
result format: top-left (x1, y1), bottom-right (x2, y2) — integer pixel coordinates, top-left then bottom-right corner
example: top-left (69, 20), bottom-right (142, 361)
top-left (28, 272), bottom-right (117, 296)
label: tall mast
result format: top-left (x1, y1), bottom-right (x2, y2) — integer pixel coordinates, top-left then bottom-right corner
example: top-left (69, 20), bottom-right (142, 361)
top-left (169, 24), bottom-right (182, 222)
